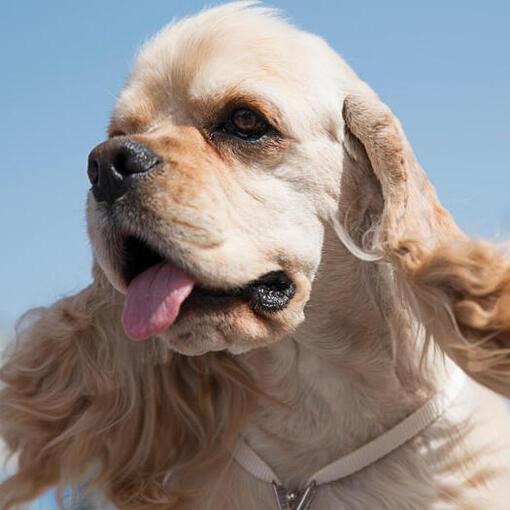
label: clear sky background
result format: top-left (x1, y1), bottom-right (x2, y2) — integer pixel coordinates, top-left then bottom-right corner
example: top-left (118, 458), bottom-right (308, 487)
top-left (1, 0), bottom-right (509, 334)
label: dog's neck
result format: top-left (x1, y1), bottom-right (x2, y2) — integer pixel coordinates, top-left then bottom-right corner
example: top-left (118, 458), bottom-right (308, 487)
top-left (239, 229), bottom-right (452, 488)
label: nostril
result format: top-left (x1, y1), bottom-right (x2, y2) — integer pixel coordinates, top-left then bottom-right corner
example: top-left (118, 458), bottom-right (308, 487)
top-left (113, 151), bottom-right (129, 176)
top-left (87, 157), bottom-right (99, 186)
top-left (114, 140), bottom-right (162, 177)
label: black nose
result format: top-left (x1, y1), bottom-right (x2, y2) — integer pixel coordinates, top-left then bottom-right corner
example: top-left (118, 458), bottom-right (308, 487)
top-left (87, 137), bottom-right (162, 204)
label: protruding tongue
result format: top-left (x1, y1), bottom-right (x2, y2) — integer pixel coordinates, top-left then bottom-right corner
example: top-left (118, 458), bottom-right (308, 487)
top-left (122, 261), bottom-right (194, 341)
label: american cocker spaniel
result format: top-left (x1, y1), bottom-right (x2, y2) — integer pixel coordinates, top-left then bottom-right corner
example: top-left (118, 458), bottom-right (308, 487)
top-left (2, 3), bottom-right (510, 509)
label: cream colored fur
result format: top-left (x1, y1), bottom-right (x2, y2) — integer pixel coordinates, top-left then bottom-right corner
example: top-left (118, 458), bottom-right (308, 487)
top-left (2, 3), bottom-right (510, 509)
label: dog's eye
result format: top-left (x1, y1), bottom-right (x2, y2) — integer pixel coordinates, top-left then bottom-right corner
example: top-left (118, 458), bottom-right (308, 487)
top-left (223, 108), bottom-right (270, 140)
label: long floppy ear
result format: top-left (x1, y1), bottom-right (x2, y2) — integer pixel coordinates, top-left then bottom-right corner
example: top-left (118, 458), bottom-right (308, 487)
top-left (342, 93), bottom-right (460, 250)
top-left (342, 93), bottom-right (510, 398)
top-left (0, 266), bottom-right (254, 509)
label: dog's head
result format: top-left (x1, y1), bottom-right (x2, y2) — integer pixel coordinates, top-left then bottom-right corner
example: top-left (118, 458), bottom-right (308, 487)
top-left (87, 3), bottom-right (368, 355)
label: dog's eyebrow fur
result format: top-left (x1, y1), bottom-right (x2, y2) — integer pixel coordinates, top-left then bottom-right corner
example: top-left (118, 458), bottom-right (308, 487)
top-left (195, 90), bottom-right (286, 135)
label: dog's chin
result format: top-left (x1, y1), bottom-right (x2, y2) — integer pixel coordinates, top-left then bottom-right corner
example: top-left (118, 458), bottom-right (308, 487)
top-left (158, 318), bottom-right (268, 356)
top-left (157, 293), bottom-right (303, 356)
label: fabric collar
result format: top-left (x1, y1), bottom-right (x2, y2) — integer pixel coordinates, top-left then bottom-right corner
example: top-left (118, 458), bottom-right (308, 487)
top-left (232, 366), bottom-right (466, 508)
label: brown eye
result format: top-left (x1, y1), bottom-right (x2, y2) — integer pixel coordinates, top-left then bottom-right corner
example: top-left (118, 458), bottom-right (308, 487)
top-left (223, 108), bottom-right (270, 140)
top-left (233, 109), bottom-right (260, 131)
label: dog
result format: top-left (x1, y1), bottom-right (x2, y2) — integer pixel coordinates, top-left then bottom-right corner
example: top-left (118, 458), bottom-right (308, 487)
top-left (2, 2), bottom-right (510, 509)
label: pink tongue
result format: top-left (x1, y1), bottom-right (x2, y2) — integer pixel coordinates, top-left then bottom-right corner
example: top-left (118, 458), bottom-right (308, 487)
top-left (122, 262), bottom-right (194, 341)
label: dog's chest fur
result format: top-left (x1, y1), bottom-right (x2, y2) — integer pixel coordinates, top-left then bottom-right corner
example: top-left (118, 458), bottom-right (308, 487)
top-left (177, 372), bottom-right (510, 509)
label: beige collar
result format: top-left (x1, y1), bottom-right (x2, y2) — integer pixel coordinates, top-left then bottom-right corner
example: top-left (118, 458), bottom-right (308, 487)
top-left (233, 366), bottom-right (466, 509)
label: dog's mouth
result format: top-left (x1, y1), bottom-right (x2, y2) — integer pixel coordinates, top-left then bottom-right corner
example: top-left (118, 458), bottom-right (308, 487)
top-left (119, 236), bottom-right (295, 340)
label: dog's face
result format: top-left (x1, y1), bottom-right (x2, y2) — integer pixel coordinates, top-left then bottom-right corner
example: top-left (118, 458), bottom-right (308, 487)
top-left (86, 4), bottom-right (366, 355)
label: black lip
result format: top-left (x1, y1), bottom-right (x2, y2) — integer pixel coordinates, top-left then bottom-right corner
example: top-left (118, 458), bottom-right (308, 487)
top-left (121, 235), bottom-right (295, 313)
top-left (186, 271), bottom-right (295, 314)
top-left (244, 271), bottom-right (296, 313)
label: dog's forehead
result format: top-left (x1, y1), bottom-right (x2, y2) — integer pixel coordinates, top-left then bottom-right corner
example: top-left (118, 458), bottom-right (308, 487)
top-left (113, 4), bottom-right (352, 130)
top-left (141, 18), bottom-right (311, 96)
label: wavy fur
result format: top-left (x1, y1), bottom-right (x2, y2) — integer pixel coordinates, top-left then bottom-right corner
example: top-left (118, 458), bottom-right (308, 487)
top-left (0, 270), bottom-right (257, 508)
top-left (396, 241), bottom-right (510, 397)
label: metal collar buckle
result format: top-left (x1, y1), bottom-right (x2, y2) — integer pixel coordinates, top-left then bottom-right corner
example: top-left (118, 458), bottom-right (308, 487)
top-left (272, 481), bottom-right (317, 510)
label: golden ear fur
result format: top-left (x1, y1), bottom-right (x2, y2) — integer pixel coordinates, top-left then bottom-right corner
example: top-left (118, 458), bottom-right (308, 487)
top-left (396, 240), bottom-right (510, 398)
top-left (343, 93), bottom-right (510, 398)
top-left (0, 270), bottom-right (255, 509)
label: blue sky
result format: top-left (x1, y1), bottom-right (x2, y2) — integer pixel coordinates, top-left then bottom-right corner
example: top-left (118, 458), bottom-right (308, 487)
top-left (1, 0), bottom-right (509, 330)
